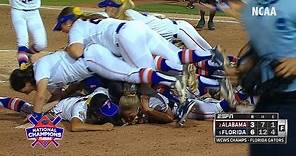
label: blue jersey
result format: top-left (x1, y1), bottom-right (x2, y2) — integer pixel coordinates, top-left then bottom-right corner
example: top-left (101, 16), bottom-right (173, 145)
top-left (242, 0), bottom-right (296, 92)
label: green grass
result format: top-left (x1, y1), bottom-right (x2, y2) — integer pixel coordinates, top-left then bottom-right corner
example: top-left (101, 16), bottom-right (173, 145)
top-left (0, 0), bottom-right (98, 6)
top-left (38, 0), bottom-right (98, 6)
top-left (136, 3), bottom-right (199, 15)
top-left (135, 3), bottom-right (225, 16)
top-left (0, 0), bottom-right (225, 16)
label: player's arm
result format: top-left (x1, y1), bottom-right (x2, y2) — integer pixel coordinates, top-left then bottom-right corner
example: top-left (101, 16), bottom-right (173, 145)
top-left (62, 82), bottom-right (84, 97)
top-left (67, 24), bottom-right (85, 59)
top-left (66, 43), bottom-right (84, 59)
top-left (70, 117), bottom-right (113, 132)
top-left (47, 82), bottom-right (84, 103)
top-left (33, 79), bottom-right (49, 119)
top-left (275, 58), bottom-right (296, 78)
top-left (47, 89), bottom-right (63, 103)
top-left (225, 56), bottom-right (256, 85)
top-left (142, 108), bottom-right (174, 123)
top-left (140, 96), bottom-right (174, 123)
top-left (225, 44), bottom-right (257, 85)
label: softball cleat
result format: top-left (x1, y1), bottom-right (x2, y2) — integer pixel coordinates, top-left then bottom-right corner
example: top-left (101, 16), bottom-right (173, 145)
top-left (210, 46), bottom-right (225, 67)
top-left (176, 100), bottom-right (195, 127)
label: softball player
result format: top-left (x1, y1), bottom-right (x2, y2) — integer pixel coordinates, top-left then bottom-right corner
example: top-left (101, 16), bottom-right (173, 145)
top-left (97, 0), bottom-right (212, 51)
top-left (9, 44), bottom-right (181, 121)
top-left (0, 88), bottom-right (115, 132)
top-left (119, 91), bottom-right (227, 126)
top-left (53, 7), bottom-right (221, 73)
top-left (51, 87), bottom-right (117, 131)
top-left (9, 0), bottom-right (47, 67)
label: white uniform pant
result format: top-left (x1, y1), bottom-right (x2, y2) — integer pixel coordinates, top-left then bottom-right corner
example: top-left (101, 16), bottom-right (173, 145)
top-left (83, 44), bottom-right (142, 83)
top-left (188, 98), bottom-right (224, 119)
top-left (117, 21), bottom-right (182, 68)
top-left (117, 21), bottom-right (211, 71)
top-left (11, 8), bottom-right (47, 51)
top-left (176, 20), bottom-right (212, 51)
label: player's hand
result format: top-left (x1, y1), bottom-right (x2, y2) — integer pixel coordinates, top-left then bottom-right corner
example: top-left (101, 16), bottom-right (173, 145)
top-left (275, 58), bottom-right (296, 78)
top-left (140, 95), bottom-right (153, 112)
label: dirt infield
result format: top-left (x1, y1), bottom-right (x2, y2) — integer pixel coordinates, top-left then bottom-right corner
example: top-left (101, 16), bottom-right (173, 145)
top-left (0, 4), bottom-right (248, 156)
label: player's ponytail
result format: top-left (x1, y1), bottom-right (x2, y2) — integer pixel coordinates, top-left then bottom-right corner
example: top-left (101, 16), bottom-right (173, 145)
top-left (9, 64), bottom-right (36, 92)
top-left (119, 83), bottom-right (140, 111)
top-left (56, 7), bottom-right (84, 24)
top-left (115, 0), bottom-right (135, 20)
top-left (119, 93), bottom-right (140, 111)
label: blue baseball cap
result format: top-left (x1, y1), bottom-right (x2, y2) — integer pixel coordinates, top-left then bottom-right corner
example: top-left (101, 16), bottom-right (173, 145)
top-left (96, 100), bottom-right (119, 117)
top-left (82, 76), bottom-right (104, 93)
top-left (53, 14), bottom-right (76, 31)
top-left (97, 0), bottom-right (122, 8)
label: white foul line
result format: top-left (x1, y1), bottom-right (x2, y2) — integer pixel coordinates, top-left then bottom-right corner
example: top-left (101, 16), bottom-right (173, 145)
top-left (0, 50), bottom-right (16, 52)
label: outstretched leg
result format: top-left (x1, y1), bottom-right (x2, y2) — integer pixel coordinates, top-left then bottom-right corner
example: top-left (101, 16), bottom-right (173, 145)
top-left (84, 44), bottom-right (180, 88)
top-left (0, 97), bottom-right (33, 115)
top-left (176, 20), bottom-right (212, 51)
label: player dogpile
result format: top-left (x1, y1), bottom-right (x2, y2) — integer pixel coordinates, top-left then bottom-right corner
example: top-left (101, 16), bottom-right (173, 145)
top-left (1, 0), bottom-right (255, 132)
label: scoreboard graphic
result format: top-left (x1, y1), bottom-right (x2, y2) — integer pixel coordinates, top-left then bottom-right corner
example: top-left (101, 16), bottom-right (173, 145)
top-left (213, 113), bottom-right (288, 144)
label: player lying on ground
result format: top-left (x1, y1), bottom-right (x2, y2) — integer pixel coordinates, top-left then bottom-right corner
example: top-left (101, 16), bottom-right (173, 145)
top-left (86, 74), bottom-right (255, 127)
top-left (69, 73), bottom-right (236, 125)
top-left (9, 44), bottom-right (184, 122)
top-left (97, 0), bottom-right (212, 51)
top-left (117, 83), bottom-right (228, 126)
top-left (0, 88), bottom-right (118, 132)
